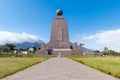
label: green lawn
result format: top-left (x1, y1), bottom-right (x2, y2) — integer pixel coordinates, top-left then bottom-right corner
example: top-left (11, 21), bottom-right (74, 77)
top-left (0, 56), bottom-right (51, 79)
top-left (68, 56), bottom-right (120, 78)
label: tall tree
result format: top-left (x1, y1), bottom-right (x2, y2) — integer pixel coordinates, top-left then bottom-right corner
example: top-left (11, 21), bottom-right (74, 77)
top-left (0, 46), bottom-right (2, 50)
top-left (93, 50), bottom-right (100, 56)
top-left (4, 43), bottom-right (16, 52)
top-left (33, 47), bottom-right (37, 53)
top-left (102, 50), bottom-right (118, 56)
top-left (94, 50), bottom-right (100, 53)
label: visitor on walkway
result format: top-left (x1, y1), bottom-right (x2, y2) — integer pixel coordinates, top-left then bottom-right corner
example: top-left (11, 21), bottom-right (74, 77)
top-left (57, 52), bottom-right (61, 58)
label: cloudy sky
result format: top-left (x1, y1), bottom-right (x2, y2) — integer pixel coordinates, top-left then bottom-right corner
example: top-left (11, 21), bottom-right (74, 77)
top-left (0, 0), bottom-right (120, 51)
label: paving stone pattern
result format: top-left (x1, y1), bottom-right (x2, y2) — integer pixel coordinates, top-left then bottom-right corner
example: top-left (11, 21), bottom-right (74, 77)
top-left (1, 58), bottom-right (119, 80)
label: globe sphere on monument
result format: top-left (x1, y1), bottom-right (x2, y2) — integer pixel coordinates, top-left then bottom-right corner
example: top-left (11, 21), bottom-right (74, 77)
top-left (56, 9), bottom-right (63, 16)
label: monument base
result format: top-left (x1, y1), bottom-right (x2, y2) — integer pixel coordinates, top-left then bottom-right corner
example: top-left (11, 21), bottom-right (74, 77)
top-left (34, 48), bottom-right (83, 56)
top-left (51, 49), bottom-right (72, 56)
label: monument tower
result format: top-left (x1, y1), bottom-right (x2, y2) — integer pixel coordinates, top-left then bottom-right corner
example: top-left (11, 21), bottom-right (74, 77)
top-left (49, 9), bottom-right (70, 49)
top-left (34, 9), bottom-right (83, 56)
top-left (48, 9), bottom-right (71, 56)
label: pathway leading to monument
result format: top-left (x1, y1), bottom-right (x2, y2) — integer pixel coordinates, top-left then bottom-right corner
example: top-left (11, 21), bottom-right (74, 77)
top-left (1, 58), bottom-right (119, 80)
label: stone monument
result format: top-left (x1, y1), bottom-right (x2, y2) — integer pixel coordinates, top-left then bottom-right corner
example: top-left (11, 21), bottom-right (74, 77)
top-left (48, 9), bottom-right (71, 56)
top-left (49, 9), bottom-right (70, 49)
top-left (34, 9), bottom-right (83, 56)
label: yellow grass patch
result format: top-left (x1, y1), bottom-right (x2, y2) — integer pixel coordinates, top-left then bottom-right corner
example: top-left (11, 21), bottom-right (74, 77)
top-left (0, 57), bottom-right (51, 79)
top-left (68, 56), bottom-right (120, 78)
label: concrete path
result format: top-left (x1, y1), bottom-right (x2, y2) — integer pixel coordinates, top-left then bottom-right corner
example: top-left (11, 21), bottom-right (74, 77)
top-left (1, 58), bottom-right (119, 80)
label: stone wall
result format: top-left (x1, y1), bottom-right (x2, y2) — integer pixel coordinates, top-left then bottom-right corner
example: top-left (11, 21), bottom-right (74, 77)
top-left (34, 50), bottom-right (48, 56)
top-left (34, 43), bottom-right (48, 56)
top-left (71, 42), bottom-right (83, 55)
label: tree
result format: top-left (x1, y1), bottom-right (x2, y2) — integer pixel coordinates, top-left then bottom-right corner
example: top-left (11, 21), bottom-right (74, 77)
top-left (102, 50), bottom-right (118, 56)
top-left (107, 50), bottom-right (117, 56)
top-left (117, 52), bottom-right (120, 56)
top-left (93, 50), bottom-right (100, 56)
top-left (94, 50), bottom-right (100, 54)
top-left (19, 48), bottom-right (28, 51)
top-left (0, 46), bottom-right (2, 53)
top-left (0, 46), bottom-right (2, 50)
top-left (104, 47), bottom-right (108, 51)
top-left (3, 43), bottom-right (16, 52)
top-left (6, 43), bottom-right (16, 51)
top-left (102, 51), bottom-right (108, 55)
top-left (33, 47), bottom-right (37, 53)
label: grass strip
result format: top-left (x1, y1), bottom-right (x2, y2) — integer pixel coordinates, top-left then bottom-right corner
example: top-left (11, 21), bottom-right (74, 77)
top-left (0, 56), bottom-right (51, 79)
top-left (68, 56), bottom-right (120, 78)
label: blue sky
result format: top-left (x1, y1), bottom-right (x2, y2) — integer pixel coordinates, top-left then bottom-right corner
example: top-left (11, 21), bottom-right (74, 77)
top-left (0, 0), bottom-right (120, 51)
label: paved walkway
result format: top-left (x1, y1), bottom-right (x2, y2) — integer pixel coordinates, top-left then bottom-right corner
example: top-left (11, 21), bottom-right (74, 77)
top-left (1, 58), bottom-right (119, 80)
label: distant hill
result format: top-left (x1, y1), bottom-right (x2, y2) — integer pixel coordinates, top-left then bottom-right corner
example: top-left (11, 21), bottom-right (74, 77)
top-left (13, 41), bottom-right (94, 54)
top-left (14, 41), bottom-right (42, 48)
top-left (80, 47), bottom-right (94, 55)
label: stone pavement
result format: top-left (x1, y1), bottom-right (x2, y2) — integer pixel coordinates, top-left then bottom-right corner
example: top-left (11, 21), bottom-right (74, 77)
top-left (1, 58), bottom-right (119, 80)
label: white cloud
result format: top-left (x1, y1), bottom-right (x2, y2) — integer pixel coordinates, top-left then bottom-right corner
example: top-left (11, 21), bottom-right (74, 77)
top-left (82, 29), bottom-right (120, 51)
top-left (0, 31), bottom-right (42, 45)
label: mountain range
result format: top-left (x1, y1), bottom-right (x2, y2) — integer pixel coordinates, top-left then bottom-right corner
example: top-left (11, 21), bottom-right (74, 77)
top-left (14, 41), bottom-right (42, 48)
top-left (13, 41), bottom-right (94, 54)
